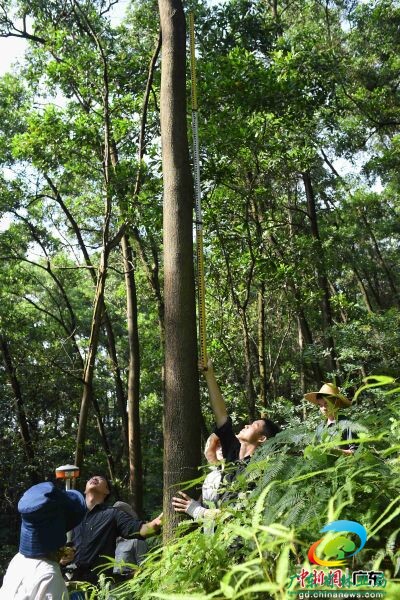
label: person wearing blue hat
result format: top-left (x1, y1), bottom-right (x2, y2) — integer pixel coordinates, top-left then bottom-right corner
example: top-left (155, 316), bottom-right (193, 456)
top-left (0, 481), bottom-right (86, 600)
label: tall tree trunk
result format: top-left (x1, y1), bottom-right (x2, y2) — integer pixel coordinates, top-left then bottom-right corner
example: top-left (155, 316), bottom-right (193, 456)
top-left (132, 227), bottom-right (165, 344)
top-left (257, 283), bottom-right (267, 407)
top-left (122, 236), bottom-right (143, 516)
top-left (110, 142), bottom-right (144, 514)
top-left (75, 255), bottom-right (109, 469)
top-left (45, 175), bottom-right (129, 458)
top-left (351, 263), bottom-right (374, 313)
top-left (241, 310), bottom-right (257, 420)
top-left (158, 0), bottom-right (202, 542)
top-left (72, 0), bottom-right (120, 472)
top-left (297, 317), bottom-right (307, 420)
top-left (0, 335), bottom-right (38, 483)
top-left (269, 232), bottom-right (323, 384)
top-left (303, 171), bottom-right (337, 374)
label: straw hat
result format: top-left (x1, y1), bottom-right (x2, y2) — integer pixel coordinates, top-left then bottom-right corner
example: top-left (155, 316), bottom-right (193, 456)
top-left (304, 382), bottom-right (351, 408)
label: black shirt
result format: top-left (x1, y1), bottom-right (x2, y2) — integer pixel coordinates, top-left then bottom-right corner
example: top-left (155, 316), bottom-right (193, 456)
top-left (72, 504), bottom-right (143, 580)
top-left (316, 415), bottom-right (357, 451)
top-left (215, 417), bottom-right (251, 504)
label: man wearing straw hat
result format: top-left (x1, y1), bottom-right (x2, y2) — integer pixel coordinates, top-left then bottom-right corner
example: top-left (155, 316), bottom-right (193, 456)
top-left (304, 383), bottom-right (356, 454)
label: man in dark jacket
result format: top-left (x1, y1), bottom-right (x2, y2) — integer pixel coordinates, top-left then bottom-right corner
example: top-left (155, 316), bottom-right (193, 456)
top-left (70, 474), bottom-right (161, 585)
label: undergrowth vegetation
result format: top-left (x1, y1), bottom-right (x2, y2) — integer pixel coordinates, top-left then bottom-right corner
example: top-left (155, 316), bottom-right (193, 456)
top-left (102, 377), bottom-right (400, 600)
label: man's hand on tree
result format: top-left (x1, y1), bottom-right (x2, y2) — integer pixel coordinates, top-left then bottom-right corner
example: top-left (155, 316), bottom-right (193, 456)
top-left (172, 491), bottom-right (202, 518)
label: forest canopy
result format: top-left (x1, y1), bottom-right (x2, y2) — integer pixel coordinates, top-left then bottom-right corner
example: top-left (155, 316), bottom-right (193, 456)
top-left (0, 0), bottom-right (399, 598)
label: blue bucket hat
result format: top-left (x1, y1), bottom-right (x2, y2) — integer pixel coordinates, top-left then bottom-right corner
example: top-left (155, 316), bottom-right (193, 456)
top-left (18, 481), bottom-right (86, 557)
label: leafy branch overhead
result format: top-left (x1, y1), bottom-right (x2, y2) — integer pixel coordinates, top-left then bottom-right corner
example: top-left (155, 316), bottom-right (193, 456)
top-left (0, 0), bottom-right (399, 597)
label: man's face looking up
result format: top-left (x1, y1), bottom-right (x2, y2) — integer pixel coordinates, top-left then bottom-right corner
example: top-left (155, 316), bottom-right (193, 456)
top-left (85, 475), bottom-right (110, 498)
top-left (237, 419), bottom-right (267, 445)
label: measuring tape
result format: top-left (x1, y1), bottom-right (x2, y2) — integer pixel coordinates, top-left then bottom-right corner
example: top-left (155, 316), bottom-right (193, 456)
top-left (189, 12), bottom-right (207, 370)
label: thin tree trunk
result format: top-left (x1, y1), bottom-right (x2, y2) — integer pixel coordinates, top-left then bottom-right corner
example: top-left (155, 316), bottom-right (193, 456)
top-left (250, 198), bottom-right (268, 406)
top-left (366, 248), bottom-right (385, 305)
top-left (266, 339), bottom-right (276, 398)
top-left (214, 204), bottom-right (257, 418)
top-left (257, 284), bottom-right (267, 407)
top-left (45, 174), bottom-right (129, 457)
top-left (0, 335), bottom-right (38, 483)
top-left (287, 199), bottom-right (316, 395)
top-left (352, 263), bottom-right (374, 313)
top-left (102, 317), bottom-right (129, 459)
top-left (7, 215), bottom-right (116, 478)
top-left (109, 147), bottom-right (144, 513)
top-left (297, 317), bottom-right (307, 420)
top-left (75, 255), bottom-right (109, 469)
top-left (241, 310), bottom-right (257, 420)
top-left (321, 149), bottom-right (395, 310)
top-left (360, 263), bottom-right (383, 309)
top-left (328, 279), bottom-right (347, 323)
top-left (132, 227), bottom-right (165, 343)
top-left (121, 236), bottom-right (143, 516)
top-left (91, 395), bottom-right (116, 481)
top-left (113, 32), bottom-right (162, 506)
top-left (158, 0), bottom-right (201, 542)
top-left (303, 171), bottom-right (337, 373)
top-left (268, 232), bottom-right (323, 384)
top-left (270, 0), bottom-right (283, 36)
top-left (129, 31), bottom-right (165, 343)
top-left (72, 0), bottom-right (119, 471)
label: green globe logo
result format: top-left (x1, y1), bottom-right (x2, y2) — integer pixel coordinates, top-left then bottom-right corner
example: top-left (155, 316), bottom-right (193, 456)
top-left (308, 520), bottom-right (367, 567)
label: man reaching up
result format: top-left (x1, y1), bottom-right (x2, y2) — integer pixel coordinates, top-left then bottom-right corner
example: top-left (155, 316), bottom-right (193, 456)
top-left (202, 360), bottom-right (280, 500)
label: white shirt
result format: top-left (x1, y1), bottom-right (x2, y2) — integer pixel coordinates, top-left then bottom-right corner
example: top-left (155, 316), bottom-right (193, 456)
top-left (0, 553), bottom-right (68, 600)
top-left (191, 466), bottom-right (223, 521)
top-left (202, 466), bottom-right (223, 506)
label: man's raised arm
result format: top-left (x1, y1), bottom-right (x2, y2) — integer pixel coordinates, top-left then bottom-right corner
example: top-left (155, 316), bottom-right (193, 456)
top-left (203, 360), bottom-right (228, 428)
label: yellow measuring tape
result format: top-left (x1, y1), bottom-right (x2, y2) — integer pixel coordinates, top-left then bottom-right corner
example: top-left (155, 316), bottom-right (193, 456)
top-left (189, 12), bottom-right (207, 370)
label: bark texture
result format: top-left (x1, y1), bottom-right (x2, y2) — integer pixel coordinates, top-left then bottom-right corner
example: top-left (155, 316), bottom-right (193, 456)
top-left (158, 0), bottom-right (202, 541)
